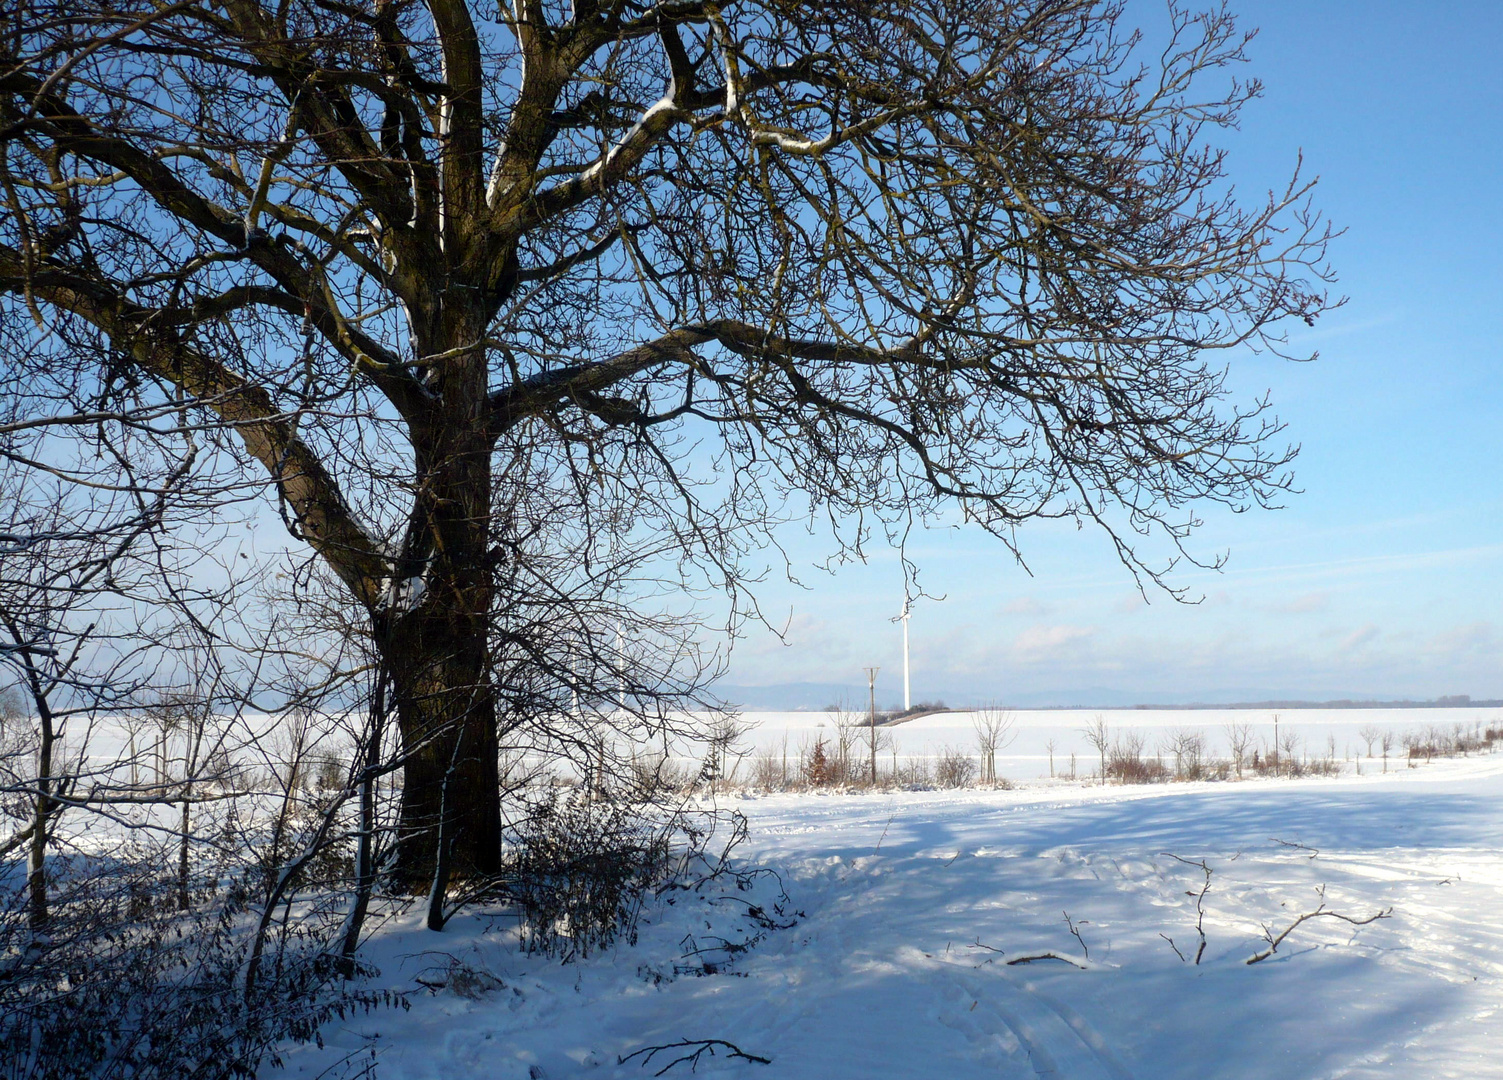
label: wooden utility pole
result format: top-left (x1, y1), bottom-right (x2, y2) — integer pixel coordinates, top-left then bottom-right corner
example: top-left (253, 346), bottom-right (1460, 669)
top-left (865, 666), bottom-right (880, 785)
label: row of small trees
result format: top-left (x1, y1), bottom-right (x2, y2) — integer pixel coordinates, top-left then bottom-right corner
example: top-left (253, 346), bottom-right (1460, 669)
top-left (1079, 716), bottom-right (1501, 785)
top-left (735, 708), bottom-right (1017, 792)
top-left (596, 713), bottom-right (1503, 795)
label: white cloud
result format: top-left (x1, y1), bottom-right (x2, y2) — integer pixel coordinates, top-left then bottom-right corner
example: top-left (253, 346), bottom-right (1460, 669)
top-left (1012, 624), bottom-right (1096, 658)
top-left (1275, 590), bottom-right (1331, 614)
top-left (1336, 623), bottom-right (1381, 651)
top-left (1421, 621), bottom-right (1498, 663)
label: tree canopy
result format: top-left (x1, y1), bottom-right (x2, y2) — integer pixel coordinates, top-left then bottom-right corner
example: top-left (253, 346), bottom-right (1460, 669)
top-left (0, 0), bottom-right (1336, 884)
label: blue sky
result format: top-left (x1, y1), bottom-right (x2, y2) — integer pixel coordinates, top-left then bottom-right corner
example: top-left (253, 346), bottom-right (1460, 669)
top-left (723, 1), bottom-right (1503, 706)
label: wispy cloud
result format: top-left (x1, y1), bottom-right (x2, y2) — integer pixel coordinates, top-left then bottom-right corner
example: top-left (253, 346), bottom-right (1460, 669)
top-left (1336, 623), bottom-right (1380, 651)
top-left (1273, 590), bottom-right (1331, 614)
top-left (1421, 621), bottom-right (1498, 662)
top-left (1011, 623), bottom-right (1096, 658)
top-left (1173, 544), bottom-right (1503, 591)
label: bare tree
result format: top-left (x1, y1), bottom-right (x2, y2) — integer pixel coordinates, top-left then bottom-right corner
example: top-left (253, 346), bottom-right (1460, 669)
top-left (1162, 729), bottom-right (1205, 781)
top-left (1045, 738), bottom-right (1057, 779)
top-left (0, 412), bottom-right (405, 1076)
top-left (701, 714), bottom-right (750, 795)
top-left (1380, 730), bottom-right (1394, 773)
top-left (143, 692), bottom-right (229, 911)
top-left (2, 0), bottom-right (1336, 888)
top-left (1358, 725), bottom-right (1382, 759)
top-left (1279, 729), bottom-right (1302, 777)
top-left (973, 706), bottom-right (1017, 788)
top-left (1083, 716), bottom-right (1110, 784)
top-left (1225, 722), bottom-right (1254, 779)
top-left (0, 456), bottom-right (217, 928)
top-left (832, 703), bottom-right (862, 785)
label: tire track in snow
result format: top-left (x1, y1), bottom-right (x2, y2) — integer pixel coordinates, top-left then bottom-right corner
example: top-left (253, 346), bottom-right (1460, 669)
top-left (930, 960), bottom-right (1135, 1080)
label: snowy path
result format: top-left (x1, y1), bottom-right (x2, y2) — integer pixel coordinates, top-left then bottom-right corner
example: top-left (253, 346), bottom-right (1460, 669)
top-left (271, 755), bottom-right (1503, 1079)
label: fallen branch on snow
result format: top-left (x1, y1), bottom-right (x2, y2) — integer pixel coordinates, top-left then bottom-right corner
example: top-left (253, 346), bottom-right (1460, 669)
top-left (968, 937), bottom-right (1091, 970)
top-left (619, 1039), bottom-right (771, 1075)
top-left (1246, 886), bottom-right (1392, 965)
top-left (1006, 952), bottom-right (1091, 969)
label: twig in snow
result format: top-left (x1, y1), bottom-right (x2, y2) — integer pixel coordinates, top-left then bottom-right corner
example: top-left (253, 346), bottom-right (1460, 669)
top-left (968, 938), bottom-right (1004, 956)
top-left (1270, 837), bottom-right (1319, 859)
top-left (1246, 886), bottom-right (1392, 965)
top-left (619, 1039), bottom-right (771, 1075)
top-left (1159, 853), bottom-right (1211, 964)
top-left (1063, 910), bottom-right (1090, 959)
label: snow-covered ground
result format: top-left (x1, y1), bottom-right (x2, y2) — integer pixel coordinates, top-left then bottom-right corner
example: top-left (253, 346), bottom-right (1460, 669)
top-left (270, 749), bottom-right (1503, 1080)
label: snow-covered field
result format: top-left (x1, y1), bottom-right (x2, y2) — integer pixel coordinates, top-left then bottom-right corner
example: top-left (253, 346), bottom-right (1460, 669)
top-left (731, 707), bottom-right (1501, 783)
top-left (270, 746), bottom-right (1503, 1080)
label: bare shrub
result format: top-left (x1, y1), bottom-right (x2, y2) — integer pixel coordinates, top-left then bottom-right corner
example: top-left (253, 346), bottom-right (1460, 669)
top-left (750, 750), bottom-right (782, 791)
top-left (629, 750), bottom-right (693, 796)
top-left (1107, 732), bottom-right (1169, 784)
top-left (1250, 746), bottom-right (1338, 779)
top-left (0, 847), bottom-right (391, 1080)
top-left (507, 790), bottom-right (673, 959)
top-left (1303, 756), bottom-right (1341, 777)
top-left (933, 747), bottom-right (977, 788)
top-left (412, 954), bottom-right (507, 1000)
top-left (895, 758), bottom-right (933, 788)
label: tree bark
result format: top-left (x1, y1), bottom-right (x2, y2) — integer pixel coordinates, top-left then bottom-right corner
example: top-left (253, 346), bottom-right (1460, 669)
top-left (384, 612), bottom-right (501, 884)
top-left (383, 301), bottom-right (503, 886)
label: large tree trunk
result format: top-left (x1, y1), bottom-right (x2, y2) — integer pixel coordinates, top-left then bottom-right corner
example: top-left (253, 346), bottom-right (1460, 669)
top-left (383, 300), bottom-right (503, 887)
top-left (385, 608), bottom-right (502, 884)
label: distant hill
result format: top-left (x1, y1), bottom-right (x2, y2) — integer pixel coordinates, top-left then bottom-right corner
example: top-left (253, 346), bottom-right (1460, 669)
top-left (1129, 695), bottom-right (1503, 711)
top-left (714, 683), bottom-right (1503, 712)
